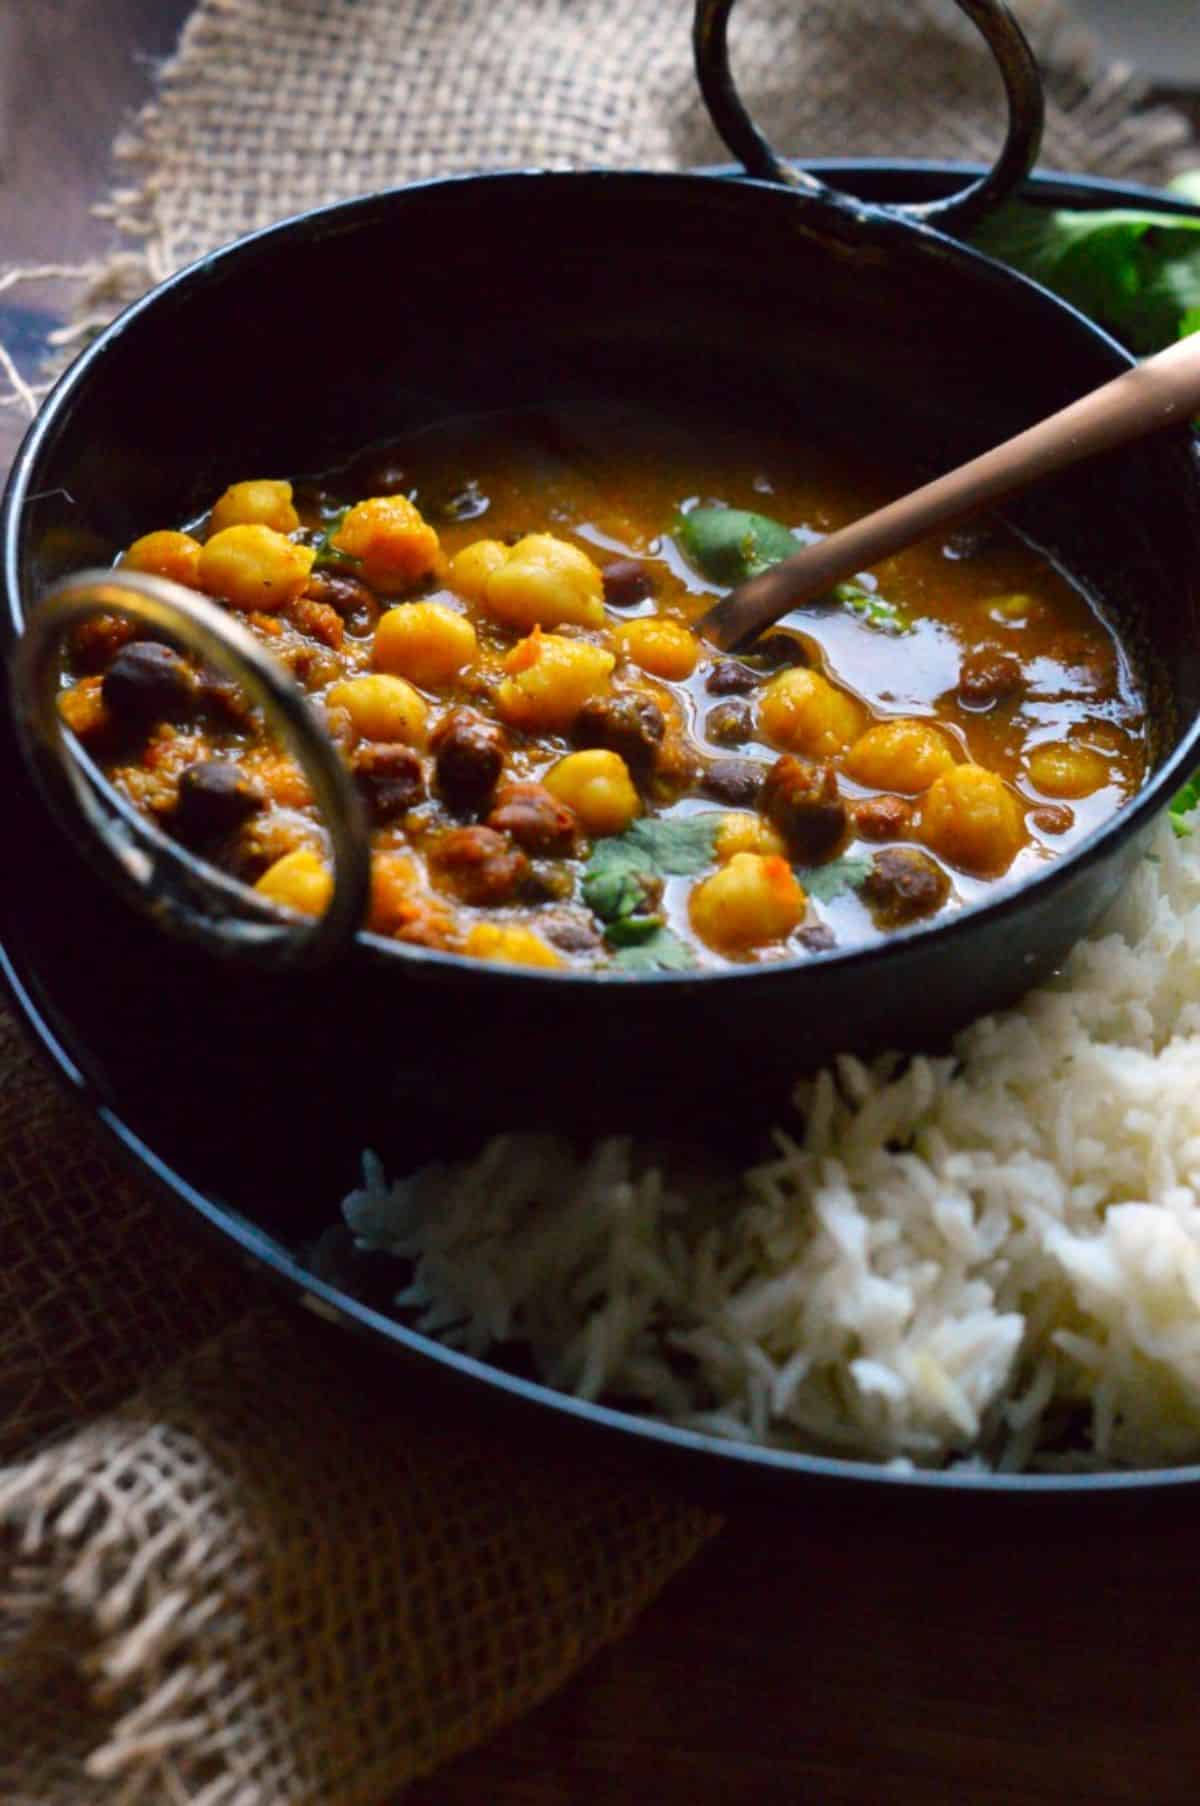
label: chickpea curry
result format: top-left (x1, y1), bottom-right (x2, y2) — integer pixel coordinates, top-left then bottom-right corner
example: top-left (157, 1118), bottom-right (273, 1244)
top-left (58, 407), bottom-right (1148, 973)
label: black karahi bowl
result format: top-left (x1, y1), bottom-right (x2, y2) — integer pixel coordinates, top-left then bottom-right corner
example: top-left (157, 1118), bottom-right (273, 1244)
top-left (5, 2), bottom-right (1200, 1502)
top-left (6, 0), bottom-right (1200, 1493)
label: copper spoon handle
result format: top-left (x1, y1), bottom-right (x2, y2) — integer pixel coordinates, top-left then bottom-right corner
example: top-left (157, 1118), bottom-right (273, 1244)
top-left (699, 331), bottom-right (1200, 653)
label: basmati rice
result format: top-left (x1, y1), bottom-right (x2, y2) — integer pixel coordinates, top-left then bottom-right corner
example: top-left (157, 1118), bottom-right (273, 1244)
top-left (342, 810), bottom-right (1200, 1469)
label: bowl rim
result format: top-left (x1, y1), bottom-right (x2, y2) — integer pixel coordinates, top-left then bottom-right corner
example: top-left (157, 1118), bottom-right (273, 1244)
top-left (6, 158), bottom-right (1200, 1494)
top-left (4, 163), bottom-right (1200, 993)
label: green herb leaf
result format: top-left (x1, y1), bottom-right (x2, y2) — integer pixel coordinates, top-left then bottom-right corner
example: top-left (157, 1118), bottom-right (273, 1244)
top-left (972, 202), bottom-right (1200, 356)
top-left (611, 927), bottom-right (698, 973)
top-left (622, 815), bottom-right (721, 876)
top-left (833, 583), bottom-right (911, 635)
top-left (675, 506), bottom-right (800, 585)
top-left (605, 912), bottom-right (667, 946)
top-left (312, 506), bottom-right (362, 572)
top-left (1170, 772), bottom-right (1200, 836)
top-left (583, 818), bottom-right (720, 935)
top-left (581, 843), bottom-right (658, 923)
top-left (795, 854), bottom-right (873, 903)
top-left (582, 866), bottom-right (646, 922)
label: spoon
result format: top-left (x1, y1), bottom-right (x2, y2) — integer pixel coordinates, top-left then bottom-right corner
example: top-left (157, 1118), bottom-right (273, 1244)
top-left (697, 330), bottom-right (1200, 653)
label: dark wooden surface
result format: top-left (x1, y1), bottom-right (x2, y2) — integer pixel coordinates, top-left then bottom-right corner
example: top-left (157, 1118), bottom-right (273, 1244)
top-left (5, 6), bottom-right (1200, 1802)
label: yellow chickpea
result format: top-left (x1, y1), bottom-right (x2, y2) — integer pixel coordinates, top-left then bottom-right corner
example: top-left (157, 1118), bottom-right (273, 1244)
top-left (615, 616), bottom-right (700, 681)
top-left (919, 764), bottom-right (1024, 876)
top-left (844, 718), bottom-right (958, 793)
top-left (494, 628), bottom-right (615, 732)
top-left (330, 495), bottom-right (441, 594)
top-left (544, 749), bottom-right (639, 836)
top-left (465, 922), bottom-right (564, 969)
top-left (713, 811), bottom-right (787, 863)
top-left (197, 524), bottom-right (314, 611)
top-left (326, 673), bottom-right (428, 743)
top-left (447, 539), bottom-right (509, 604)
top-left (208, 479), bottom-right (299, 536)
top-left (254, 848), bottom-right (333, 917)
top-left (373, 602), bottom-right (478, 687)
top-left (120, 529), bottom-right (203, 589)
top-left (689, 852), bottom-right (806, 954)
top-left (759, 668), bottom-right (864, 758)
top-left (476, 533), bottom-right (606, 632)
top-left (1026, 741), bottom-right (1110, 799)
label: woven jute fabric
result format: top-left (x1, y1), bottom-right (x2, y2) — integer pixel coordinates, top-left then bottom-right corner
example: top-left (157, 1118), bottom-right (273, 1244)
top-left (9, 0), bottom-right (1194, 371)
top-left (1, 2), bottom-right (1197, 1802)
top-left (1, 1310), bottom-right (712, 1805)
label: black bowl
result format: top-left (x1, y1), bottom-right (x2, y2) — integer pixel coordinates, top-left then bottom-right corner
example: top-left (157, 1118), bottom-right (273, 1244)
top-left (4, 157), bottom-right (1200, 1501)
top-left (4, 162), bottom-right (1200, 1136)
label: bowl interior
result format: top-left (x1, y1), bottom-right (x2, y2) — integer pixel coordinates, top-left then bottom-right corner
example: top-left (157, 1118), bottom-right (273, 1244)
top-left (11, 171), bottom-right (1200, 760)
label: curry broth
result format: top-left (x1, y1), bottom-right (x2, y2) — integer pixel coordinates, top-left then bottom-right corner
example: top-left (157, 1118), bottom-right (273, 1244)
top-left (60, 404), bottom-right (1148, 973)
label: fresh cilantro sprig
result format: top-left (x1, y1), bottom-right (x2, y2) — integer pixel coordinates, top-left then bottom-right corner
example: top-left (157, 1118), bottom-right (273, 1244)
top-left (833, 584), bottom-right (911, 636)
top-left (311, 506), bottom-right (362, 572)
top-left (795, 855), bottom-right (872, 903)
top-left (583, 817), bottom-right (722, 972)
top-left (611, 931), bottom-right (698, 974)
top-left (971, 187), bottom-right (1200, 358)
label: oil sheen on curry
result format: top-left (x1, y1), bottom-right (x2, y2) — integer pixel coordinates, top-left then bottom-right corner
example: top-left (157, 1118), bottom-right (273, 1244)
top-left (58, 407), bottom-right (1148, 974)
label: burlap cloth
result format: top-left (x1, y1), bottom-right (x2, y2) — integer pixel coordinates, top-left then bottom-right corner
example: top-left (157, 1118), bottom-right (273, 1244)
top-left (1, 3), bottom-right (1196, 1801)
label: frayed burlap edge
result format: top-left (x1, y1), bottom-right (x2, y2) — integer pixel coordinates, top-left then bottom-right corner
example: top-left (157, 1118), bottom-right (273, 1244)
top-left (1, 0), bottom-right (1197, 419)
top-left (0, 1312), bottom-right (720, 1806)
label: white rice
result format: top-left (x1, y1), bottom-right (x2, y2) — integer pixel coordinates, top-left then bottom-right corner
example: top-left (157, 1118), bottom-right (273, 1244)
top-left (342, 808), bottom-right (1200, 1470)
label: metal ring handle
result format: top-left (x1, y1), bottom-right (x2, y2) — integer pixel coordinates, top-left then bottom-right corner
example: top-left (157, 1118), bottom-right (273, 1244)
top-left (694, 0), bottom-right (1045, 234)
top-left (10, 569), bottom-right (372, 969)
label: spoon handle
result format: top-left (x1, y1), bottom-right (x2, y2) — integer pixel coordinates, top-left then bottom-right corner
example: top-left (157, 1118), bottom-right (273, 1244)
top-left (700, 331), bottom-right (1200, 652)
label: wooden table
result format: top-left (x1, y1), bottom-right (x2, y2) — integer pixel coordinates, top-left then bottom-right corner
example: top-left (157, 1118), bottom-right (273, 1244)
top-left (5, 8), bottom-right (1200, 1801)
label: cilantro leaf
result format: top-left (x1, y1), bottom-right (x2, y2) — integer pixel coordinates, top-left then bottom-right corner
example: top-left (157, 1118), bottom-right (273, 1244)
top-left (834, 583), bottom-right (911, 635)
top-left (622, 815), bottom-right (721, 876)
top-left (972, 202), bottom-right (1200, 357)
top-left (796, 855), bottom-right (873, 903)
top-left (581, 842), bottom-right (654, 923)
top-left (611, 927), bottom-right (698, 973)
top-left (312, 506), bottom-right (362, 572)
top-left (606, 912), bottom-right (667, 946)
top-left (583, 818), bottom-right (720, 942)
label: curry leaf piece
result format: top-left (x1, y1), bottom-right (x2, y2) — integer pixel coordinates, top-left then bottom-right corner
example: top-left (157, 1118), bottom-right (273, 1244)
top-left (834, 582), bottom-right (911, 635)
top-left (605, 911), bottom-right (667, 947)
top-left (675, 506), bottom-right (800, 586)
top-left (622, 814), bottom-right (721, 876)
top-left (312, 506), bottom-right (362, 571)
top-left (972, 202), bottom-right (1200, 356)
top-left (796, 854), bottom-right (873, 903)
top-left (612, 927), bottom-right (698, 973)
